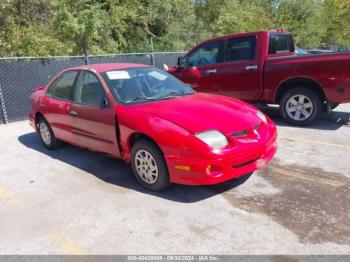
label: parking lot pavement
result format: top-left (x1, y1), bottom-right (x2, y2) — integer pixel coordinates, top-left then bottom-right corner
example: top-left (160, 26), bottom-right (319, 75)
top-left (0, 104), bottom-right (349, 255)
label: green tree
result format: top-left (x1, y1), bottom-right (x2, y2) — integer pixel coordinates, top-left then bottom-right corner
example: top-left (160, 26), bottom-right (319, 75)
top-left (0, 0), bottom-right (65, 56)
top-left (322, 0), bottom-right (350, 47)
top-left (145, 0), bottom-right (198, 51)
top-left (271, 0), bottom-right (326, 48)
top-left (216, 0), bottom-right (326, 48)
top-left (53, 0), bottom-right (108, 55)
top-left (0, 0), bottom-right (349, 57)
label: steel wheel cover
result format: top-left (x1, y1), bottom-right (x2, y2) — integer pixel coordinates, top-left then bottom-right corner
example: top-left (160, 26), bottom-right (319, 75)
top-left (286, 94), bottom-right (313, 121)
top-left (135, 150), bottom-right (159, 184)
top-left (39, 122), bottom-right (51, 145)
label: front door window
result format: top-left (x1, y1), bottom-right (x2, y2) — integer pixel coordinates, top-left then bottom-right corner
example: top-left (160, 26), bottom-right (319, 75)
top-left (185, 41), bottom-right (224, 67)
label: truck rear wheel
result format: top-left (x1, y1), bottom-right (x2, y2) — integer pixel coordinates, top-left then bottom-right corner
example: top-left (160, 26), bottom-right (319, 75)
top-left (280, 87), bottom-right (322, 126)
top-left (330, 103), bottom-right (339, 110)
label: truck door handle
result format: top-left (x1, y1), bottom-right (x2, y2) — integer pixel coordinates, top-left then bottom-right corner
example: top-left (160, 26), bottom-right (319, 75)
top-left (245, 65), bottom-right (258, 70)
top-left (39, 103), bottom-right (46, 108)
top-left (206, 69), bottom-right (217, 74)
top-left (69, 110), bottom-right (78, 117)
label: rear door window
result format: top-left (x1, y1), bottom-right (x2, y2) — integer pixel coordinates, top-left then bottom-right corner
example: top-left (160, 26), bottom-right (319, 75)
top-left (185, 40), bottom-right (225, 67)
top-left (225, 36), bottom-right (256, 62)
top-left (47, 70), bottom-right (79, 101)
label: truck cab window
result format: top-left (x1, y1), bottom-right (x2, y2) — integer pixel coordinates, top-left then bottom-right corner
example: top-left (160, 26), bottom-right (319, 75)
top-left (269, 34), bottom-right (294, 54)
top-left (185, 40), bottom-right (224, 67)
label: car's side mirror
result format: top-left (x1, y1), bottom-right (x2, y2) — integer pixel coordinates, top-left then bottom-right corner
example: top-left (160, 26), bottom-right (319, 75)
top-left (177, 56), bottom-right (184, 68)
top-left (100, 97), bottom-right (110, 109)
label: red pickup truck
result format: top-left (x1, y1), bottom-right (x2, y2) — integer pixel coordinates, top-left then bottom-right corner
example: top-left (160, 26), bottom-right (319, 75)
top-left (167, 30), bottom-right (350, 125)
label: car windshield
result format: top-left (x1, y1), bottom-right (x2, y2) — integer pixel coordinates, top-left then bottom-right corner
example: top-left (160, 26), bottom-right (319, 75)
top-left (102, 67), bottom-right (195, 104)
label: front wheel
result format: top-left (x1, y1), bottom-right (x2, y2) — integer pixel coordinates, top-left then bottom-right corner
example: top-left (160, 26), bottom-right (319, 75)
top-left (280, 87), bottom-right (322, 126)
top-left (131, 140), bottom-right (170, 191)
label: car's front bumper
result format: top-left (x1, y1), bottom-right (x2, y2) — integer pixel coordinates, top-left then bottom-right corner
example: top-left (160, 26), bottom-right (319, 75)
top-left (165, 123), bottom-right (277, 185)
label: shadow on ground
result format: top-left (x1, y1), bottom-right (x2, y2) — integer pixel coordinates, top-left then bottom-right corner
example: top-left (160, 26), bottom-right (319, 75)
top-left (218, 158), bottom-right (350, 245)
top-left (18, 132), bottom-right (252, 203)
top-left (257, 104), bottom-right (350, 131)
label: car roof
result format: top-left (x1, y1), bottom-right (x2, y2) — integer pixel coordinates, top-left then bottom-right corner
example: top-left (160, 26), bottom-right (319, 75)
top-left (68, 63), bottom-right (150, 72)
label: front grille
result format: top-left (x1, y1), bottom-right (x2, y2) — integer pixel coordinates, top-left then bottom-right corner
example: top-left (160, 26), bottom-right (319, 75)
top-left (232, 130), bottom-right (248, 138)
top-left (231, 121), bottom-right (261, 138)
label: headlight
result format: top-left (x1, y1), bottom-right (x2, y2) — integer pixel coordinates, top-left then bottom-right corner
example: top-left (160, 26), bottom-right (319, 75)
top-left (195, 130), bottom-right (228, 149)
top-left (257, 110), bottom-right (267, 123)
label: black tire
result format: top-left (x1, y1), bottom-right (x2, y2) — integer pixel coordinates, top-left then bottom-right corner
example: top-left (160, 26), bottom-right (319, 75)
top-left (331, 103), bottom-right (339, 110)
top-left (37, 117), bottom-right (62, 149)
top-left (131, 139), bottom-right (170, 191)
top-left (280, 87), bottom-right (323, 126)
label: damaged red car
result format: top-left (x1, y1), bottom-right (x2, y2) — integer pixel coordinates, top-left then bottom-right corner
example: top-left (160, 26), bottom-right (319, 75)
top-left (29, 63), bottom-right (277, 190)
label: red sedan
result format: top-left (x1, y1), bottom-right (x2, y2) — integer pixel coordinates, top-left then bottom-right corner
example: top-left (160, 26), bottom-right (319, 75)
top-left (29, 63), bottom-right (277, 190)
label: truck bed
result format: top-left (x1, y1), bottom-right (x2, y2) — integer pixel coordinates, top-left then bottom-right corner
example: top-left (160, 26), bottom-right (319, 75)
top-left (263, 52), bottom-right (350, 104)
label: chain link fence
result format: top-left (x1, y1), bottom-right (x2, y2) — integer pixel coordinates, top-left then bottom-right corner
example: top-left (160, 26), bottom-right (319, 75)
top-left (0, 52), bottom-right (185, 124)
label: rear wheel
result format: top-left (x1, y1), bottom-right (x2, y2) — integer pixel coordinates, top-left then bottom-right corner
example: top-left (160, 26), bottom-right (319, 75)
top-left (131, 140), bottom-right (170, 191)
top-left (38, 117), bottom-right (61, 149)
top-left (280, 87), bottom-right (322, 126)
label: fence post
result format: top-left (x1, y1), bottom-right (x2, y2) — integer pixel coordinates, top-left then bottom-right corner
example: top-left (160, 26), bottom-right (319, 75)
top-left (0, 85), bottom-right (8, 124)
top-left (84, 44), bottom-right (89, 65)
top-left (150, 53), bottom-right (155, 67)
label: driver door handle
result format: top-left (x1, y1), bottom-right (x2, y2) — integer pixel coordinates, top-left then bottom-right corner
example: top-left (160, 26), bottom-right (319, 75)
top-left (206, 69), bottom-right (217, 74)
top-left (245, 65), bottom-right (258, 70)
top-left (69, 110), bottom-right (78, 117)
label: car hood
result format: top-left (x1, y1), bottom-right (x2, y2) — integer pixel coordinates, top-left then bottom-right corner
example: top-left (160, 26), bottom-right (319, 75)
top-left (128, 93), bottom-right (261, 134)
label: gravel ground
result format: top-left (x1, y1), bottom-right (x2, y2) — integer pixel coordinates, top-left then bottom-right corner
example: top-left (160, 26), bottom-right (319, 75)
top-left (0, 104), bottom-right (349, 255)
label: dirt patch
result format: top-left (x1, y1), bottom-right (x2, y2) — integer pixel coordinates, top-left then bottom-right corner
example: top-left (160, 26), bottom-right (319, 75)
top-left (216, 159), bottom-right (350, 245)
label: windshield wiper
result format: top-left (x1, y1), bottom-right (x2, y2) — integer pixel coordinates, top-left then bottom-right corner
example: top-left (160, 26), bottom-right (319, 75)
top-left (157, 91), bottom-right (195, 100)
top-left (124, 96), bottom-right (156, 103)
